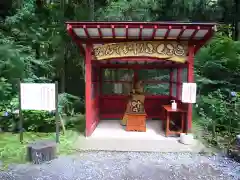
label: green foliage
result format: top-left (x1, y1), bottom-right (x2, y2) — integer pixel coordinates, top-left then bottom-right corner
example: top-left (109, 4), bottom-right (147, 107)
top-left (0, 0), bottom-right (239, 155)
top-left (197, 90), bottom-right (240, 130)
top-left (0, 0), bottom-right (51, 80)
top-left (195, 35), bottom-right (240, 94)
top-left (0, 93), bottom-right (84, 132)
top-left (64, 113), bottom-right (86, 133)
top-left (0, 78), bottom-right (12, 101)
top-left (195, 34), bottom-right (240, 149)
top-left (0, 0), bottom-right (89, 135)
top-left (97, 0), bottom-right (156, 21)
top-left (58, 93), bottom-right (84, 114)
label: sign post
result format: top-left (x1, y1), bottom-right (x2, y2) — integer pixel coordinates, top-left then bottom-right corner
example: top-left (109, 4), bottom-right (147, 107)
top-left (55, 81), bottom-right (60, 143)
top-left (19, 81), bottom-right (59, 143)
top-left (18, 79), bottom-right (23, 143)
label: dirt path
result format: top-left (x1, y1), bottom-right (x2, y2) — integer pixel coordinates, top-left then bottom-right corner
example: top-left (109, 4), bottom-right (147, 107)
top-left (0, 152), bottom-right (239, 180)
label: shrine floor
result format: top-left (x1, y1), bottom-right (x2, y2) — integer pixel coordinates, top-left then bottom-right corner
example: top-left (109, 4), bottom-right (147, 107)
top-left (74, 120), bottom-right (206, 153)
top-left (91, 120), bottom-right (176, 140)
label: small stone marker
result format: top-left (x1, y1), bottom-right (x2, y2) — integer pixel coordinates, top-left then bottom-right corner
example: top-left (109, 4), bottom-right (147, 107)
top-left (27, 140), bottom-right (57, 164)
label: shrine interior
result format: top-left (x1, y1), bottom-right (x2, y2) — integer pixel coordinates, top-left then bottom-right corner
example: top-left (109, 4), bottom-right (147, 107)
top-left (91, 61), bottom-right (188, 134)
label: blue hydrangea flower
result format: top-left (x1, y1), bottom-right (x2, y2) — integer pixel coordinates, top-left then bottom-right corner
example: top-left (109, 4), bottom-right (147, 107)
top-left (231, 91), bottom-right (237, 97)
top-left (3, 112), bottom-right (9, 117)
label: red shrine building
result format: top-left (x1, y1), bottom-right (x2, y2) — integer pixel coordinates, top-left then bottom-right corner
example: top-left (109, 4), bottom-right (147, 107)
top-left (66, 22), bottom-right (216, 137)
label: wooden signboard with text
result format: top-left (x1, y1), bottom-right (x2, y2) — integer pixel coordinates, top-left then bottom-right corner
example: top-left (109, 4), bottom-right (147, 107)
top-left (93, 41), bottom-right (188, 63)
top-left (181, 83), bottom-right (197, 103)
top-left (125, 94), bottom-right (146, 132)
top-left (19, 82), bottom-right (60, 143)
top-left (128, 94), bottom-right (145, 113)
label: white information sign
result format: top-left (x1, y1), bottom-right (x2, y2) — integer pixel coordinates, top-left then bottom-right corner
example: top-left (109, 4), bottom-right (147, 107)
top-left (20, 83), bottom-right (56, 111)
top-left (181, 83), bottom-right (197, 103)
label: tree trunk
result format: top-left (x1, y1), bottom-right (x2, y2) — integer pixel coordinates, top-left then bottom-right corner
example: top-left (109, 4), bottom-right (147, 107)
top-left (18, 0), bottom-right (22, 8)
top-left (238, 22), bottom-right (240, 40)
top-left (89, 0), bottom-right (94, 21)
top-left (234, 0), bottom-right (239, 40)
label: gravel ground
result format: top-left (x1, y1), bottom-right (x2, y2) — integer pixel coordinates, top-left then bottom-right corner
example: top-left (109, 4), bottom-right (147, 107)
top-left (0, 152), bottom-right (239, 180)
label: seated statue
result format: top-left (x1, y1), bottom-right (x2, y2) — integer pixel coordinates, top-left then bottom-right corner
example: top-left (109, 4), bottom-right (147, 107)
top-left (121, 80), bottom-right (145, 126)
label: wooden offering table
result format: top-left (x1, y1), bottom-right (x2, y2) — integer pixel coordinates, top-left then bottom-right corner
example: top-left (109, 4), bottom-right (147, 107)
top-left (126, 113), bottom-right (146, 132)
top-left (162, 105), bottom-right (186, 137)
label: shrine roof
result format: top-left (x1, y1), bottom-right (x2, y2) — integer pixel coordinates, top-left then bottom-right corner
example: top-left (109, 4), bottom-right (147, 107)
top-left (66, 21), bottom-right (216, 54)
top-left (66, 21), bottom-right (215, 41)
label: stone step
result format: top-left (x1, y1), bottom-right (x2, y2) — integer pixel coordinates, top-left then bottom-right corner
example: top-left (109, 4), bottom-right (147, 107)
top-left (74, 136), bottom-right (205, 153)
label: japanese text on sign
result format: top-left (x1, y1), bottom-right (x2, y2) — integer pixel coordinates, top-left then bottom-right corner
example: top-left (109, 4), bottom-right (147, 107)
top-left (20, 83), bottom-right (56, 111)
top-left (181, 83), bottom-right (197, 103)
top-left (93, 41), bottom-right (188, 63)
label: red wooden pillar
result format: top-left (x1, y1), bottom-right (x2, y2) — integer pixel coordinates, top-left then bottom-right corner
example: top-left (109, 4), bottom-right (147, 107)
top-left (99, 67), bottom-right (102, 119)
top-left (96, 66), bottom-right (100, 124)
top-left (85, 43), bottom-right (96, 136)
top-left (169, 69), bottom-right (173, 97)
top-left (99, 68), bottom-right (102, 95)
top-left (187, 45), bottom-right (195, 132)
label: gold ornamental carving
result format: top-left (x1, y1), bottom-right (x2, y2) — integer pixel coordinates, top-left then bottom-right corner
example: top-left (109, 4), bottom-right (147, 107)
top-left (93, 41), bottom-right (188, 63)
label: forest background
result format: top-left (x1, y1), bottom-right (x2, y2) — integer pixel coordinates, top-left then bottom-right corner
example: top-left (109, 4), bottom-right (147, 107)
top-left (0, 0), bottom-right (239, 150)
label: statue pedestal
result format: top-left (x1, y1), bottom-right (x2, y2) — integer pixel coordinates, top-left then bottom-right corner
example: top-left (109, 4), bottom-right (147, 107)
top-left (126, 113), bottom-right (146, 132)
